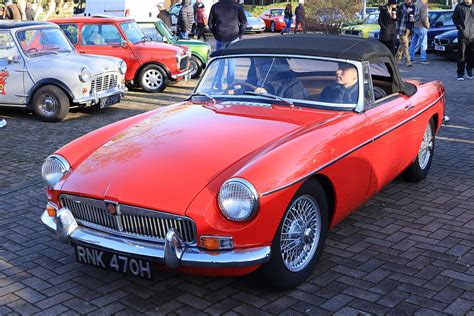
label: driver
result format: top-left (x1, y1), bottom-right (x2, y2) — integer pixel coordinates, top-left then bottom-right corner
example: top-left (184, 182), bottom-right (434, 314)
top-left (320, 63), bottom-right (359, 104)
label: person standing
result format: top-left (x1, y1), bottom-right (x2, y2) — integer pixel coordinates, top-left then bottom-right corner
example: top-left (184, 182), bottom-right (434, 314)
top-left (452, 0), bottom-right (474, 80)
top-left (396, 0), bottom-right (415, 66)
top-left (294, 2), bottom-right (306, 34)
top-left (178, 0), bottom-right (194, 39)
top-left (4, 0), bottom-right (22, 21)
top-left (25, 1), bottom-right (35, 21)
top-left (281, 3), bottom-right (293, 35)
top-left (195, 2), bottom-right (207, 41)
top-left (157, 2), bottom-right (172, 28)
top-left (208, 0), bottom-right (247, 89)
top-left (378, 0), bottom-right (398, 55)
top-left (409, 0), bottom-right (430, 64)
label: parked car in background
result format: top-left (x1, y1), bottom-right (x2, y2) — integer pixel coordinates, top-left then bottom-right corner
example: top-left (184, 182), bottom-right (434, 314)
top-left (342, 12), bottom-right (379, 38)
top-left (41, 35), bottom-right (446, 290)
top-left (260, 8), bottom-right (299, 33)
top-left (245, 10), bottom-right (266, 33)
top-left (434, 29), bottom-right (458, 59)
top-left (73, 0), bottom-right (159, 20)
top-left (0, 22), bottom-right (126, 122)
top-left (137, 19), bottom-right (211, 78)
top-left (52, 17), bottom-right (191, 93)
top-left (368, 10), bottom-right (455, 50)
top-left (356, 6), bottom-right (379, 20)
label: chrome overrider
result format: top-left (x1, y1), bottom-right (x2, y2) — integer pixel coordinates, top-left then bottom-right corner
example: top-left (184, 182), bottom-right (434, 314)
top-left (41, 205), bottom-right (271, 269)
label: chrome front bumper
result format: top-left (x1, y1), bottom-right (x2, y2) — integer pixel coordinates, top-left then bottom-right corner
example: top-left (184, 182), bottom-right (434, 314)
top-left (73, 86), bottom-right (126, 106)
top-left (41, 208), bottom-right (271, 269)
top-left (171, 68), bottom-right (193, 80)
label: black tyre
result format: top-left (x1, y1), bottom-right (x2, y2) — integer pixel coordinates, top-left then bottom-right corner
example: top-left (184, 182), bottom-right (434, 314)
top-left (403, 118), bottom-right (435, 182)
top-left (257, 179), bottom-right (329, 291)
top-left (138, 64), bottom-right (168, 93)
top-left (32, 85), bottom-right (70, 122)
top-left (271, 22), bottom-right (276, 33)
top-left (189, 55), bottom-right (203, 79)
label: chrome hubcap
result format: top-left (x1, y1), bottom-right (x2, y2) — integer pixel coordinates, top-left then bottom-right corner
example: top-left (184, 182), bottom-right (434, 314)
top-left (189, 60), bottom-right (198, 77)
top-left (280, 195), bottom-right (321, 272)
top-left (39, 95), bottom-right (58, 116)
top-left (143, 69), bottom-right (163, 90)
top-left (418, 123), bottom-right (433, 169)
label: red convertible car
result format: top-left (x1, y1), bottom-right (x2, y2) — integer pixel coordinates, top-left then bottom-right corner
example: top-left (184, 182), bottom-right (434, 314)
top-left (41, 35), bottom-right (446, 290)
top-left (260, 8), bottom-right (299, 32)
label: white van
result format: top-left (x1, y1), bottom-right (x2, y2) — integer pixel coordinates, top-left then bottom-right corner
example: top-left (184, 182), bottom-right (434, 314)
top-left (73, 0), bottom-right (159, 21)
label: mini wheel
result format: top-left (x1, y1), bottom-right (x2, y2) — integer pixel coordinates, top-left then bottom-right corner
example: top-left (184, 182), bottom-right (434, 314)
top-left (32, 85), bottom-right (70, 122)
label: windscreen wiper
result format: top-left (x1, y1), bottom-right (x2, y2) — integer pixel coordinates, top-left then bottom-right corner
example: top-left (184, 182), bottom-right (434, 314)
top-left (244, 91), bottom-right (293, 107)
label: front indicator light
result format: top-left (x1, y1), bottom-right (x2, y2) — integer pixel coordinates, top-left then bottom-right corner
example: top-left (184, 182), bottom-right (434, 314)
top-left (201, 236), bottom-right (233, 250)
top-left (47, 202), bottom-right (58, 217)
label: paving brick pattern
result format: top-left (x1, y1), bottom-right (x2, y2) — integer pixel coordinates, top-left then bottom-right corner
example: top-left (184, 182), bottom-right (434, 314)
top-left (0, 41), bottom-right (473, 314)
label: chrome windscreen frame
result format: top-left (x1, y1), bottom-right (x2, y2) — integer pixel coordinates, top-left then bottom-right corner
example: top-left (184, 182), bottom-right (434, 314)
top-left (194, 53), bottom-right (366, 113)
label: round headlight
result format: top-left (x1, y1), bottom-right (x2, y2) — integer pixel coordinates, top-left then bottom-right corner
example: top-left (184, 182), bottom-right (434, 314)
top-left (41, 155), bottom-right (71, 188)
top-left (452, 37), bottom-right (458, 44)
top-left (79, 67), bottom-right (91, 82)
top-left (119, 60), bottom-right (127, 74)
top-left (218, 178), bottom-right (259, 222)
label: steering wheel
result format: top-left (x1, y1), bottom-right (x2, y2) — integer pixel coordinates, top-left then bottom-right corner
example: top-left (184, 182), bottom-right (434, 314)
top-left (224, 82), bottom-right (259, 93)
top-left (26, 47), bottom-right (38, 54)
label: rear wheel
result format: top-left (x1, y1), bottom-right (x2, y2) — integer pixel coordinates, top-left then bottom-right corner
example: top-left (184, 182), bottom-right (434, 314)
top-left (271, 22), bottom-right (276, 33)
top-left (139, 64), bottom-right (168, 93)
top-left (403, 118), bottom-right (435, 182)
top-left (257, 180), bottom-right (329, 290)
top-left (32, 85), bottom-right (70, 122)
top-left (189, 55), bottom-right (203, 79)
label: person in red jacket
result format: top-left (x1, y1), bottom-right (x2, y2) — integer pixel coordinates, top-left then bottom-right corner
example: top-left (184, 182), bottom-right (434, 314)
top-left (195, 3), bottom-right (207, 41)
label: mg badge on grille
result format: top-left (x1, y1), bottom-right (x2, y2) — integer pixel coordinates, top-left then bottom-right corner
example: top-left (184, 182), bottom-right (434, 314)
top-left (105, 201), bottom-right (119, 215)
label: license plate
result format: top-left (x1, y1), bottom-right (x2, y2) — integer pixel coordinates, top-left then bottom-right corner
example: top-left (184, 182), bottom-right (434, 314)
top-left (435, 44), bottom-right (446, 51)
top-left (73, 244), bottom-right (153, 279)
top-left (99, 94), bottom-right (121, 108)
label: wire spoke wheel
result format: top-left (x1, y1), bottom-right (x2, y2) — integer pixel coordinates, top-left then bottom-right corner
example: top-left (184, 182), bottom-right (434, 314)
top-left (418, 122), bottom-right (433, 170)
top-left (280, 195), bottom-right (321, 272)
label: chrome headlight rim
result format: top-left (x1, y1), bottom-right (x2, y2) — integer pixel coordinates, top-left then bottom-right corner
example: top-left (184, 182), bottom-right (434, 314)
top-left (218, 178), bottom-right (259, 222)
top-left (41, 154), bottom-right (71, 188)
top-left (79, 67), bottom-right (92, 82)
top-left (119, 60), bottom-right (127, 74)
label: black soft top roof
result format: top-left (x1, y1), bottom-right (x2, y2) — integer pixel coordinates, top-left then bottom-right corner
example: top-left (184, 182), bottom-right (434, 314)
top-left (211, 34), bottom-right (392, 62)
top-left (0, 21), bottom-right (53, 29)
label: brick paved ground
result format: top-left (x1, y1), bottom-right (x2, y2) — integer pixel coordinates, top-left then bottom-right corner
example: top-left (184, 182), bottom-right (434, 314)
top-left (0, 40), bottom-right (473, 315)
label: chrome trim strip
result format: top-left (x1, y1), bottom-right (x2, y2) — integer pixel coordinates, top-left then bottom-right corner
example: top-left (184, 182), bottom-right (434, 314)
top-left (262, 93), bottom-right (445, 196)
top-left (41, 210), bottom-right (271, 268)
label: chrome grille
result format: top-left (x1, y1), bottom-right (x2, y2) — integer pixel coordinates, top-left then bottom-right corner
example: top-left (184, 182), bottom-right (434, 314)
top-left (60, 194), bottom-right (196, 244)
top-left (180, 56), bottom-right (190, 71)
top-left (90, 73), bottom-right (118, 93)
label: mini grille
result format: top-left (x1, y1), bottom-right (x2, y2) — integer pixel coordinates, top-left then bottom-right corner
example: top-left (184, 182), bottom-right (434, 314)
top-left (90, 74), bottom-right (118, 93)
top-left (60, 194), bottom-right (196, 244)
top-left (180, 56), bottom-right (190, 71)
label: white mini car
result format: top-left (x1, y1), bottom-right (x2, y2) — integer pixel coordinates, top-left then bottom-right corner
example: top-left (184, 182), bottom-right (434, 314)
top-left (0, 21), bottom-right (127, 122)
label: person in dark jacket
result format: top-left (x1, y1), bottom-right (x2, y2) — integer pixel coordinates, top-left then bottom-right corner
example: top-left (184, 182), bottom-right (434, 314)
top-left (25, 2), bottom-right (35, 21)
top-left (281, 3), bottom-right (293, 35)
top-left (378, 0), bottom-right (398, 55)
top-left (208, 0), bottom-right (247, 89)
top-left (157, 2), bottom-right (172, 28)
top-left (178, 0), bottom-right (194, 39)
top-left (195, 3), bottom-right (207, 41)
top-left (452, 0), bottom-right (474, 80)
top-left (294, 2), bottom-right (306, 34)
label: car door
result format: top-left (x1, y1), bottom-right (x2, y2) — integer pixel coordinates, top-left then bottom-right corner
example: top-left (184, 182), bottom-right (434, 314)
top-left (260, 10), bottom-right (271, 29)
top-left (363, 61), bottom-right (421, 195)
top-left (78, 23), bottom-right (131, 66)
top-left (0, 31), bottom-right (26, 106)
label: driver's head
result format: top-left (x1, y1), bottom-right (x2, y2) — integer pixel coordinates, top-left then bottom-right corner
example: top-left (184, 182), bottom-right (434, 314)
top-left (336, 63), bottom-right (358, 88)
top-left (254, 57), bottom-right (274, 80)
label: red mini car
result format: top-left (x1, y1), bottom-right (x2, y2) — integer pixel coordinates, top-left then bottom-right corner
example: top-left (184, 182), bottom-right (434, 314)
top-left (51, 17), bottom-right (191, 93)
top-left (41, 35), bottom-right (446, 290)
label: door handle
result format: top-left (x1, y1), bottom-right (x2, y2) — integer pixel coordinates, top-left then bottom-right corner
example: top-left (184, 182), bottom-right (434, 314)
top-left (404, 104), bottom-right (415, 111)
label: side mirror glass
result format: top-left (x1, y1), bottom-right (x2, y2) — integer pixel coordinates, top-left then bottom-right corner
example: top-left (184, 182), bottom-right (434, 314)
top-left (0, 119), bottom-right (6, 129)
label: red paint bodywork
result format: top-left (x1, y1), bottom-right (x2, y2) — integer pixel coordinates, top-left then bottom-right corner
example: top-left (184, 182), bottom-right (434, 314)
top-left (50, 17), bottom-right (187, 82)
top-left (48, 80), bottom-right (445, 276)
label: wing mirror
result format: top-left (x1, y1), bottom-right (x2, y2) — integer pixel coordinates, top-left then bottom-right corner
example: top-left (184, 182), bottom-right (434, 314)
top-left (120, 40), bottom-right (128, 48)
top-left (0, 119), bottom-right (6, 129)
top-left (7, 55), bottom-right (20, 64)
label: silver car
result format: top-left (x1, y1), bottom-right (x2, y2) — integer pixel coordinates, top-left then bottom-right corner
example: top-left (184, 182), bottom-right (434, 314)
top-left (0, 21), bottom-right (127, 122)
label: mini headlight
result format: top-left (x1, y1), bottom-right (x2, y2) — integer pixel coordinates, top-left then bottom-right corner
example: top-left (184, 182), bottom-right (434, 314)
top-left (79, 67), bottom-right (91, 82)
top-left (119, 60), bottom-right (127, 74)
top-left (218, 178), bottom-right (259, 222)
top-left (41, 155), bottom-right (71, 188)
top-left (452, 37), bottom-right (458, 44)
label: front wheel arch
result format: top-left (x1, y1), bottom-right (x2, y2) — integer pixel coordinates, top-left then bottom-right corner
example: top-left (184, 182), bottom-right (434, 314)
top-left (27, 79), bottom-right (74, 107)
